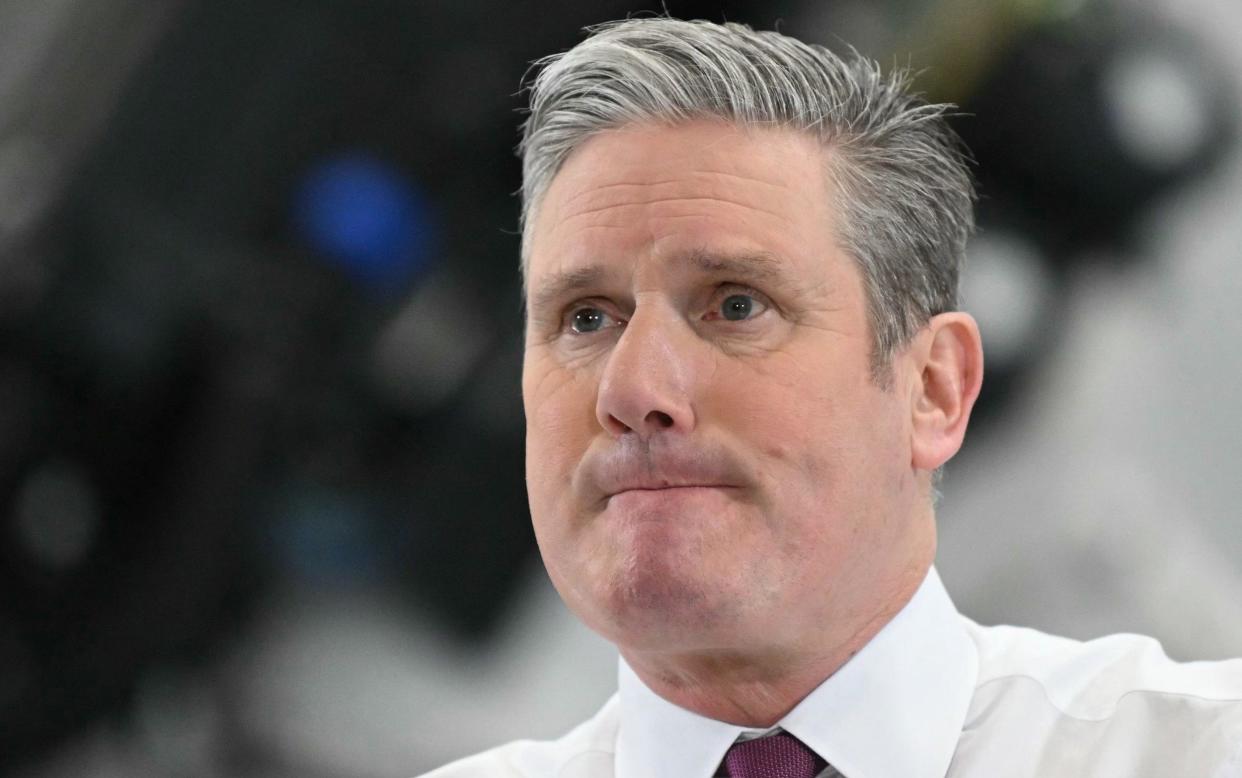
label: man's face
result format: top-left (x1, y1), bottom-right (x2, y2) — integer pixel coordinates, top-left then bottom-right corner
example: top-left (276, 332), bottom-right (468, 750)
top-left (522, 121), bottom-right (930, 657)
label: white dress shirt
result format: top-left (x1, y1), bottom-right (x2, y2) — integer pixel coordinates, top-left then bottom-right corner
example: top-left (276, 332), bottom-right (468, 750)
top-left (420, 568), bottom-right (1242, 777)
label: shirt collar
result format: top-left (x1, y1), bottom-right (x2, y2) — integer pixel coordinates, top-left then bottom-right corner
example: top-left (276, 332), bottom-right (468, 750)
top-left (615, 566), bottom-right (978, 778)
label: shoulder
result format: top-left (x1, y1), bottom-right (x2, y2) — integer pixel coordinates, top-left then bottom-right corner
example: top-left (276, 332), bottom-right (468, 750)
top-left (415, 695), bottom-right (620, 778)
top-left (964, 618), bottom-right (1242, 714)
top-left (955, 618), bottom-right (1242, 775)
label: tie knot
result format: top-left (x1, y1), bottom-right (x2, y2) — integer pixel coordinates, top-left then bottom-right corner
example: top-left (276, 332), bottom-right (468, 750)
top-left (724, 732), bottom-right (826, 778)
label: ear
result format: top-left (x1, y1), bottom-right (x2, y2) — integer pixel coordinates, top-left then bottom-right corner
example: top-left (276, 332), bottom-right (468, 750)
top-left (907, 312), bottom-right (984, 472)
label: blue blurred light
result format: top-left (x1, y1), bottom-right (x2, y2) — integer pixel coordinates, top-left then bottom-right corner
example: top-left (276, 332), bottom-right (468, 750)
top-left (293, 151), bottom-right (435, 290)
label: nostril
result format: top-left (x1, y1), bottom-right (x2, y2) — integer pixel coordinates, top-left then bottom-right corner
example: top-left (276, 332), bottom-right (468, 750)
top-left (648, 410), bottom-right (674, 428)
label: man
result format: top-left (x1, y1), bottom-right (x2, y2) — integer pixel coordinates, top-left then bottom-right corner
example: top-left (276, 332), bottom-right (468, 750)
top-left (425, 17), bottom-right (1242, 778)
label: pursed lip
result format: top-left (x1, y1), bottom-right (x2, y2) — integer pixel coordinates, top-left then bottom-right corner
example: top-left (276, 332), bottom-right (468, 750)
top-left (607, 483), bottom-right (736, 498)
top-left (578, 442), bottom-right (748, 508)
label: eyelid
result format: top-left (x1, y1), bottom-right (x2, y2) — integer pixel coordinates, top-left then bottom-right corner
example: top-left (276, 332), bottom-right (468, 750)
top-left (717, 281), bottom-right (769, 299)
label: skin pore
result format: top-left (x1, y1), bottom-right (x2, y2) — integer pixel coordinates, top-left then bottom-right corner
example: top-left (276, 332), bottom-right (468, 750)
top-left (521, 120), bottom-right (982, 727)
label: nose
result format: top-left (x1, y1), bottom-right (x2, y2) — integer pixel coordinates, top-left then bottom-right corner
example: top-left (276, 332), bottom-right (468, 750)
top-left (595, 305), bottom-right (698, 438)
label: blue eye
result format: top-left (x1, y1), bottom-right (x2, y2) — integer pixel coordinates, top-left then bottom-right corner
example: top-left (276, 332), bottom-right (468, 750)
top-left (721, 294), bottom-right (759, 321)
top-left (571, 307), bottom-right (609, 333)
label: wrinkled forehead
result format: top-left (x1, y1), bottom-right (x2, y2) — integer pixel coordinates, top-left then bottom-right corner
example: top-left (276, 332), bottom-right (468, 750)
top-left (524, 120), bottom-right (838, 290)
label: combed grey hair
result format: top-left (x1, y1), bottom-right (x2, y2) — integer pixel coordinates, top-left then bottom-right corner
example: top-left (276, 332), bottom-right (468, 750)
top-left (518, 17), bottom-right (975, 375)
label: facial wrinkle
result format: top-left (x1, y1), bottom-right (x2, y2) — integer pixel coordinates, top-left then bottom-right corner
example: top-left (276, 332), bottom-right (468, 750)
top-left (688, 167), bottom-right (801, 192)
top-left (557, 178), bottom-right (689, 209)
top-left (560, 194), bottom-right (795, 225)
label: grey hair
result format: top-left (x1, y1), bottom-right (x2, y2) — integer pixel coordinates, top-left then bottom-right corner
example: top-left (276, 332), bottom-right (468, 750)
top-left (517, 17), bottom-right (975, 374)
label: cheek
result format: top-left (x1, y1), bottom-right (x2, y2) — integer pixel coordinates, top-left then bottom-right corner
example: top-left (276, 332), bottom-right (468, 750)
top-left (721, 354), bottom-right (902, 520)
top-left (523, 360), bottom-right (597, 502)
top-left (726, 359), bottom-right (855, 469)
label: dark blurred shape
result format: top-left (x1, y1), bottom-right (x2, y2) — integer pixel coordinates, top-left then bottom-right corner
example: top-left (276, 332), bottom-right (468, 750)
top-left (367, 269), bottom-right (494, 416)
top-left (268, 483), bottom-right (388, 585)
top-left (952, 7), bottom-right (1236, 418)
top-left (0, 0), bottom-right (532, 768)
top-left (11, 459), bottom-right (102, 572)
top-left (958, 9), bottom-right (1235, 252)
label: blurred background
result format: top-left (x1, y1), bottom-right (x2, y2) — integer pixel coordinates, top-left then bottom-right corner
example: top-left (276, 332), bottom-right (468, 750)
top-left (1, 0), bottom-right (1240, 774)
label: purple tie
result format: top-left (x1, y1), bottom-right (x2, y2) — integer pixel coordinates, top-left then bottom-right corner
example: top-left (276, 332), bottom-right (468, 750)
top-left (723, 732), bottom-right (827, 778)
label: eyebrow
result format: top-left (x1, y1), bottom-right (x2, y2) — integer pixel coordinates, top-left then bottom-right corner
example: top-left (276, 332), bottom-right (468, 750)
top-left (527, 249), bottom-right (795, 318)
top-left (527, 265), bottom-right (608, 319)
top-left (684, 248), bottom-right (789, 284)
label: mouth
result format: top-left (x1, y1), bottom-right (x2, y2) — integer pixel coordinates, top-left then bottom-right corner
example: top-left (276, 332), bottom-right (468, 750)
top-left (581, 443), bottom-right (748, 511)
top-left (605, 485), bottom-right (739, 511)
top-left (609, 484), bottom-right (735, 497)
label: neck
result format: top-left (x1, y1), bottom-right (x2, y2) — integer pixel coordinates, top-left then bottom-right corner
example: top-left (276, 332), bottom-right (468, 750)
top-left (619, 557), bottom-right (931, 728)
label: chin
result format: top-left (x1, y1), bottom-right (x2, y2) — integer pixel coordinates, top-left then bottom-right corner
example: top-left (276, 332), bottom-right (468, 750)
top-left (574, 562), bottom-right (747, 650)
top-left (539, 505), bottom-right (761, 647)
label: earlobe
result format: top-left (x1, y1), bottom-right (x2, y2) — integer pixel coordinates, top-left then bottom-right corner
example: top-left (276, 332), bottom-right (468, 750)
top-left (909, 313), bottom-right (984, 472)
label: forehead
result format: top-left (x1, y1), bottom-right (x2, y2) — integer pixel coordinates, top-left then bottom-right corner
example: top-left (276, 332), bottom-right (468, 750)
top-left (526, 120), bottom-right (841, 288)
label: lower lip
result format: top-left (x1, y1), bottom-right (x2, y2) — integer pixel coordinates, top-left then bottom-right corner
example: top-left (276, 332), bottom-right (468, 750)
top-left (606, 486), bottom-right (735, 512)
